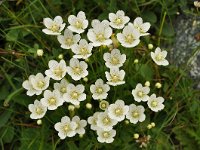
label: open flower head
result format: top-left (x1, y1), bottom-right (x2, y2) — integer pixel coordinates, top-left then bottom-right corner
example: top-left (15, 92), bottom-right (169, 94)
top-left (147, 94), bottom-right (165, 112)
top-left (151, 47), bottom-right (169, 66)
top-left (45, 60), bottom-right (67, 80)
top-left (54, 116), bottom-right (77, 139)
top-left (87, 20), bottom-right (112, 47)
top-left (117, 24), bottom-right (140, 48)
top-left (96, 111), bottom-right (118, 131)
top-left (108, 100), bottom-right (129, 122)
top-left (109, 10), bottom-right (130, 29)
top-left (54, 79), bottom-right (68, 96)
top-left (63, 83), bottom-right (86, 105)
top-left (105, 68), bottom-right (125, 86)
top-left (41, 90), bottom-right (63, 110)
top-left (28, 100), bottom-right (47, 119)
top-left (132, 83), bottom-right (150, 102)
top-left (42, 16), bottom-right (65, 35)
top-left (30, 73), bottom-right (50, 91)
top-left (88, 112), bottom-right (100, 131)
top-left (71, 39), bottom-right (93, 59)
top-left (68, 11), bottom-right (88, 34)
top-left (90, 79), bottom-right (110, 100)
top-left (57, 29), bottom-right (81, 49)
top-left (126, 104), bottom-right (146, 124)
top-left (72, 116), bottom-right (87, 135)
top-left (66, 58), bottom-right (88, 81)
top-left (97, 128), bottom-right (116, 143)
top-left (103, 49), bottom-right (126, 68)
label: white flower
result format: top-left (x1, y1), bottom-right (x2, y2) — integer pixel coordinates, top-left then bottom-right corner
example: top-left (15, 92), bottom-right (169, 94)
top-left (132, 83), bottom-right (150, 102)
top-left (63, 83), bottom-right (86, 105)
top-left (57, 29), bottom-right (81, 49)
top-left (54, 116), bottom-right (77, 139)
top-left (72, 116), bottom-right (87, 135)
top-left (132, 17), bottom-right (151, 36)
top-left (45, 60), bottom-right (67, 80)
top-left (103, 49), bottom-right (126, 68)
top-left (29, 73), bottom-right (50, 91)
top-left (147, 94), bottom-right (165, 112)
top-left (117, 24), bottom-right (140, 48)
top-left (107, 100), bottom-right (129, 122)
top-left (87, 20), bottom-right (112, 47)
top-left (87, 112), bottom-right (100, 131)
top-left (28, 100), bottom-right (47, 119)
top-left (66, 58), bottom-right (88, 81)
top-left (151, 47), bottom-right (169, 66)
top-left (90, 79), bottom-right (110, 100)
top-left (68, 11), bottom-right (88, 34)
top-left (105, 68), bottom-right (125, 86)
top-left (42, 16), bottom-right (65, 35)
top-left (126, 104), bottom-right (146, 124)
top-left (97, 128), bottom-right (116, 143)
top-left (109, 10), bottom-right (130, 29)
top-left (22, 75), bottom-right (42, 96)
top-left (96, 112), bottom-right (118, 131)
top-left (41, 90), bottom-right (63, 110)
top-left (53, 79), bottom-right (68, 96)
top-left (71, 39), bottom-right (93, 59)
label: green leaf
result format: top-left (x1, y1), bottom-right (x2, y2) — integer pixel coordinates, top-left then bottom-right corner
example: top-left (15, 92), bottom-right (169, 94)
top-left (0, 110), bottom-right (12, 128)
top-left (0, 126), bottom-right (15, 143)
top-left (162, 23), bottom-right (175, 37)
top-left (6, 29), bottom-right (20, 42)
top-left (141, 11), bottom-right (157, 24)
top-left (139, 64), bottom-right (153, 80)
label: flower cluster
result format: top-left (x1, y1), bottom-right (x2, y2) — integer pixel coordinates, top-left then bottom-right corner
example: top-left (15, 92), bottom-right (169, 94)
top-left (22, 10), bottom-right (169, 144)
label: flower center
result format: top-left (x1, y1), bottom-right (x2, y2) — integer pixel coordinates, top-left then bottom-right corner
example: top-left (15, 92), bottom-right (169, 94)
top-left (155, 54), bottom-right (164, 61)
top-left (48, 97), bottom-right (56, 105)
top-left (151, 100), bottom-right (158, 107)
top-left (96, 33), bottom-right (105, 42)
top-left (96, 87), bottom-right (103, 94)
top-left (103, 131), bottom-right (110, 138)
top-left (132, 111), bottom-right (139, 118)
top-left (111, 74), bottom-right (120, 82)
top-left (103, 117), bottom-right (111, 125)
top-left (74, 20), bottom-right (83, 29)
top-left (111, 56), bottom-right (119, 65)
top-left (50, 24), bottom-right (59, 32)
top-left (54, 67), bottom-right (63, 78)
top-left (114, 18), bottom-right (122, 25)
top-left (61, 87), bottom-right (66, 93)
top-left (65, 38), bottom-right (74, 46)
top-left (72, 66), bottom-right (82, 75)
top-left (125, 34), bottom-right (134, 44)
top-left (80, 47), bottom-right (89, 56)
top-left (63, 124), bottom-right (70, 133)
top-left (115, 108), bottom-right (123, 116)
top-left (70, 91), bottom-right (79, 99)
top-left (37, 81), bottom-right (45, 88)
top-left (35, 107), bottom-right (44, 115)
top-left (137, 91), bottom-right (144, 97)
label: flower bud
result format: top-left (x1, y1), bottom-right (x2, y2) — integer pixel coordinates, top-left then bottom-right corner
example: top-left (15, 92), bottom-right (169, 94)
top-left (148, 44), bottom-right (153, 50)
top-left (68, 105), bottom-right (75, 111)
top-left (37, 49), bottom-right (43, 56)
top-left (58, 54), bottom-right (63, 59)
top-left (37, 119), bottom-right (42, 125)
top-left (134, 59), bottom-right (139, 64)
top-left (99, 100), bottom-right (109, 110)
top-left (145, 81), bottom-right (150, 87)
top-left (155, 82), bottom-right (162, 88)
top-left (86, 103), bottom-right (92, 109)
top-left (134, 133), bottom-right (139, 139)
top-left (83, 77), bottom-right (88, 82)
top-left (194, 1), bottom-right (200, 8)
top-left (147, 124), bottom-right (152, 129)
top-left (75, 104), bottom-right (80, 109)
top-left (151, 122), bottom-right (155, 127)
top-left (124, 120), bottom-right (129, 125)
top-left (79, 134), bottom-right (84, 138)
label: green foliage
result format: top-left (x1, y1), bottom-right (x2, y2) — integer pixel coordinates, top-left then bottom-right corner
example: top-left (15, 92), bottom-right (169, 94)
top-left (0, 0), bottom-right (199, 150)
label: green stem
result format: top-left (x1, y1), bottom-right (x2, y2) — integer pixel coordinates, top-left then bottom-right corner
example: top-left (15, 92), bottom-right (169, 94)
top-left (4, 88), bottom-right (24, 106)
top-left (158, 11), bottom-right (167, 46)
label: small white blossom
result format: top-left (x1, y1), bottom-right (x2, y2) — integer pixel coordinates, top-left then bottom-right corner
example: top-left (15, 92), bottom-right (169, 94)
top-left (22, 75), bottom-right (42, 96)
top-left (147, 94), bottom-right (165, 112)
top-left (37, 49), bottom-right (44, 56)
top-left (41, 90), bottom-right (63, 110)
top-left (71, 39), bottom-right (93, 59)
top-left (54, 116), bottom-right (77, 139)
top-left (96, 111), bottom-right (118, 131)
top-left (97, 128), bottom-right (116, 143)
top-left (117, 24), bottom-right (140, 48)
top-left (87, 20), bottom-right (112, 47)
top-left (53, 79), bottom-right (68, 97)
top-left (42, 16), bottom-right (65, 35)
top-left (66, 58), bottom-right (88, 81)
top-left (68, 11), bottom-right (88, 34)
top-left (151, 47), bottom-right (169, 66)
top-left (131, 17), bottom-right (151, 36)
top-left (107, 100), bottom-right (129, 122)
top-left (88, 112), bottom-right (100, 131)
top-left (45, 60), bottom-right (67, 80)
top-left (90, 79), bottom-right (110, 100)
top-left (57, 29), bottom-right (81, 49)
top-left (72, 116), bottom-right (87, 135)
top-left (105, 68), bottom-right (125, 86)
top-left (28, 100), bottom-right (47, 119)
top-left (126, 104), bottom-right (146, 124)
top-left (109, 10), bottom-right (130, 29)
top-left (29, 73), bottom-right (50, 91)
top-left (103, 49), bottom-right (126, 68)
top-left (132, 83), bottom-right (150, 102)
top-left (63, 83), bottom-right (86, 105)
